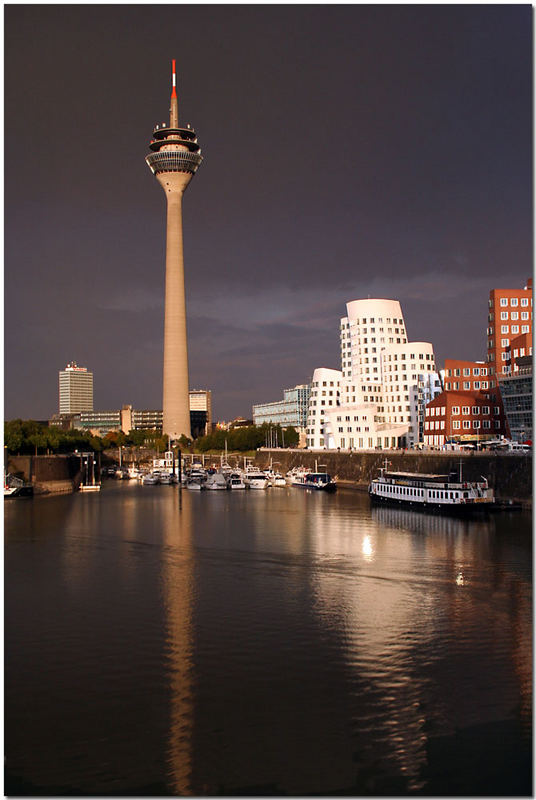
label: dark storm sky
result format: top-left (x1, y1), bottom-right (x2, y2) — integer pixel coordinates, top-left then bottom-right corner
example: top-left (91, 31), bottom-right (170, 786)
top-left (4, 5), bottom-right (532, 421)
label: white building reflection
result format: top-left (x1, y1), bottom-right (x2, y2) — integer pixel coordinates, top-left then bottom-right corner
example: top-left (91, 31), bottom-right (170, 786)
top-left (245, 492), bottom-right (531, 791)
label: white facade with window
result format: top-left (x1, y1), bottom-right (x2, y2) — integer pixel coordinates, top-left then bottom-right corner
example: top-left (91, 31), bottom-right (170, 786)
top-left (306, 368), bottom-right (342, 449)
top-left (59, 361), bottom-right (94, 414)
top-left (306, 298), bottom-right (437, 450)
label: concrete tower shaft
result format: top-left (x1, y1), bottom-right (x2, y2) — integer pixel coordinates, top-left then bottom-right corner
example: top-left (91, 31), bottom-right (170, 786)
top-left (146, 61), bottom-right (203, 442)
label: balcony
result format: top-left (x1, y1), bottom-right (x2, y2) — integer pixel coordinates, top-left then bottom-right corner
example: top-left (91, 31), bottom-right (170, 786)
top-left (146, 150), bottom-right (203, 175)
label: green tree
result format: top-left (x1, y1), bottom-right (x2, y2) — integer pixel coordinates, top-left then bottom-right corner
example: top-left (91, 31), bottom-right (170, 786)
top-left (46, 427), bottom-right (61, 453)
top-left (4, 420), bottom-right (24, 454)
top-left (284, 426), bottom-right (299, 447)
top-left (28, 431), bottom-right (48, 455)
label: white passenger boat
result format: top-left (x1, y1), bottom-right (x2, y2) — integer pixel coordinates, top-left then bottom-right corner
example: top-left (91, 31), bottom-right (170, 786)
top-left (142, 473), bottom-right (159, 485)
top-left (205, 473), bottom-right (229, 490)
top-left (244, 470), bottom-right (269, 489)
top-left (158, 472), bottom-right (173, 485)
top-left (292, 472), bottom-right (337, 492)
top-left (368, 465), bottom-right (494, 512)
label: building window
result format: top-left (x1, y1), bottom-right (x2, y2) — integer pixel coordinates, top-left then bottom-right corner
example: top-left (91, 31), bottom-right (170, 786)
top-left (463, 381), bottom-right (470, 390)
top-left (483, 420), bottom-right (491, 429)
top-left (453, 420), bottom-right (460, 430)
top-left (463, 420), bottom-right (470, 429)
top-left (521, 298), bottom-right (528, 307)
top-left (462, 406), bottom-right (470, 415)
top-left (510, 298), bottom-right (518, 307)
top-left (452, 406), bottom-right (460, 415)
top-left (500, 298), bottom-right (508, 307)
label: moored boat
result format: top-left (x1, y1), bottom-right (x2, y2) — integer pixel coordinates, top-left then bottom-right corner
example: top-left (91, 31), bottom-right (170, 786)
top-left (205, 473), bottom-right (229, 490)
top-left (4, 483), bottom-right (33, 498)
top-left (292, 472), bottom-right (337, 492)
top-left (368, 465), bottom-right (494, 512)
top-left (244, 470), bottom-right (269, 489)
top-left (285, 466), bottom-right (310, 485)
top-left (228, 472), bottom-right (246, 490)
top-left (185, 468), bottom-right (207, 490)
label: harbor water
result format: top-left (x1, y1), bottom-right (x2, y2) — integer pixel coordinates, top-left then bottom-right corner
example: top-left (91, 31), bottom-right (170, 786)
top-left (5, 481), bottom-right (532, 796)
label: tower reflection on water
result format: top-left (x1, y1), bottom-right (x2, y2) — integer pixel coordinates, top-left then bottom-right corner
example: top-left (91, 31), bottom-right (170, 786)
top-left (161, 490), bottom-right (195, 794)
top-left (4, 486), bottom-right (530, 796)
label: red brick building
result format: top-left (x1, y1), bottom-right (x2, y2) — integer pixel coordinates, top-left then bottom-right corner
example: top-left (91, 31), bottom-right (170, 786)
top-left (487, 279), bottom-right (532, 376)
top-left (509, 332), bottom-right (533, 371)
top-left (486, 280), bottom-right (532, 435)
top-left (424, 391), bottom-right (503, 447)
top-left (443, 359), bottom-right (490, 394)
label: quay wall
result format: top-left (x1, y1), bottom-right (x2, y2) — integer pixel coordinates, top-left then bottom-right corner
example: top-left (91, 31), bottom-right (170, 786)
top-left (7, 455), bottom-right (82, 494)
top-left (5, 450), bottom-right (532, 504)
top-left (254, 450), bottom-right (532, 504)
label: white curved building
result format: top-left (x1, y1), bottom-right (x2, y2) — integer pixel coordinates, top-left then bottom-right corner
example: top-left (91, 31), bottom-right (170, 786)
top-left (381, 341), bottom-right (436, 425)
top-left (306, 368), bottom-right (342, 449)
top-left (306, 297), bottom-right (438, 450)
top-left (341, 299), bottom-right (407, 386)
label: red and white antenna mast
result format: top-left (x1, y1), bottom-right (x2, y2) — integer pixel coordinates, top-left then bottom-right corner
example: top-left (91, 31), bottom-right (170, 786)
top-left (170, 59), bottom-right (179, 127)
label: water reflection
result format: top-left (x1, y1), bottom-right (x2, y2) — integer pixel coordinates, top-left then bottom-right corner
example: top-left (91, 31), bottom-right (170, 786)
top-left (5, 484), bottom-right (532, 796)
top-left (161, 490), bottom-right (195, 794)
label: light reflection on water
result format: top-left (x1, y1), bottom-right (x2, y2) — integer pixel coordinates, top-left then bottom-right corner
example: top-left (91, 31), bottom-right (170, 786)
top-left (5, 482), bottom-right (532, 796)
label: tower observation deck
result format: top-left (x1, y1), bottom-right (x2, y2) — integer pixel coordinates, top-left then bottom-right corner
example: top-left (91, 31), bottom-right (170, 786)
top-left (146, 61), bottom-right (203, 442)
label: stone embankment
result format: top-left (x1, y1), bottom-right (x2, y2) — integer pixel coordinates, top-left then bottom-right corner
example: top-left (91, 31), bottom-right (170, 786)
top-left (6, 450), bottom-right (532, 506)
top-left (7, 455), bottom-right (83, 494)
top-left (254, 449), bottom-right (532, 506)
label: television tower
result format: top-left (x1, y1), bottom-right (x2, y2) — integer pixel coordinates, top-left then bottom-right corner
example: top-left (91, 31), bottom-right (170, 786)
top-left (146, 61), bottom-right (203, 441)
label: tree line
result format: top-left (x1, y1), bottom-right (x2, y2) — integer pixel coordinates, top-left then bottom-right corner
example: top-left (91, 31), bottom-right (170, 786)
top-left (194, 423), bottom-right (299, 452)
top-left (4, 420), bottom-right (168, 455)
top-left (4, 420), bottom-right (299, 456)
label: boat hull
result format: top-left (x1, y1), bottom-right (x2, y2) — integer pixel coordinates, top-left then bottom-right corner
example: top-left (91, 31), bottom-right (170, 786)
top-left (292, 482), bottom-right (337, 492)
top-left (4, 485), bottom-right (33, 498)
top-left (369, 491), bottom-right (494, 514)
